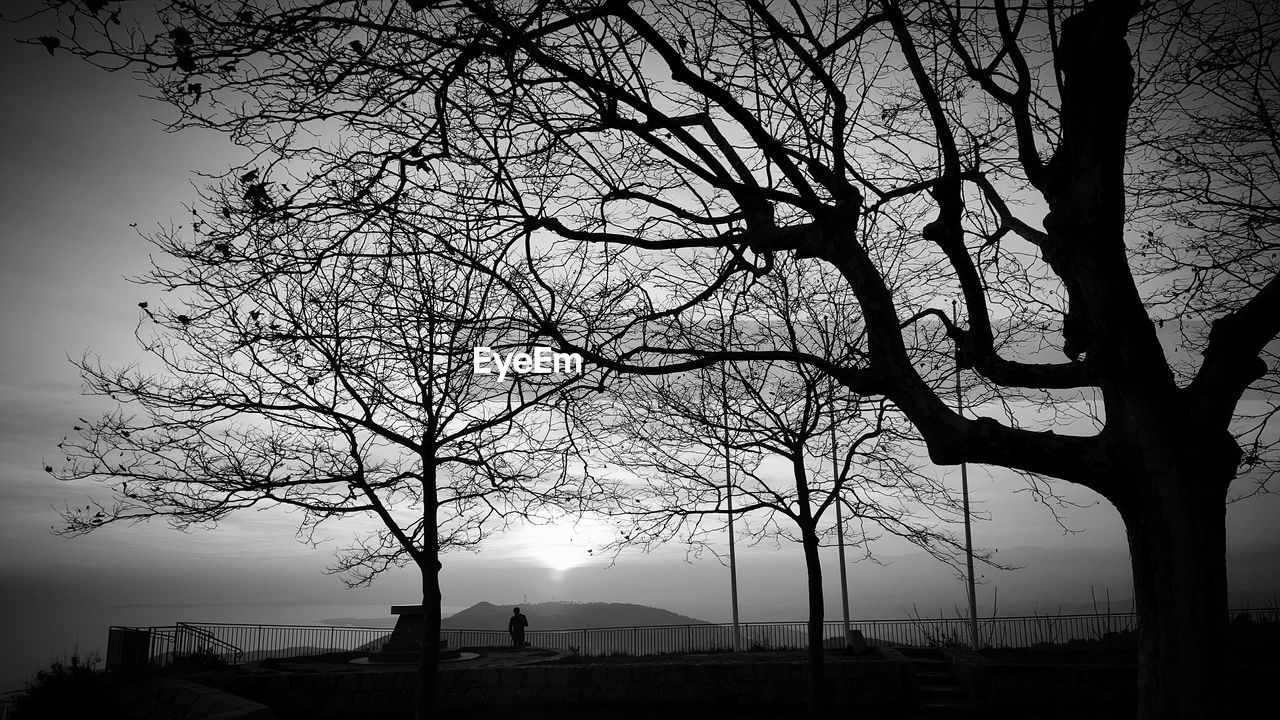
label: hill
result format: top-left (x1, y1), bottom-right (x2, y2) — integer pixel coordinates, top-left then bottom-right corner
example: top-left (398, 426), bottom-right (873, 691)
top-left (319, 601), bottom-right (710, 630)
top-left (443, 601), bottom-right (709, 630)
top-left (319, 616), bottom-right (397, 628)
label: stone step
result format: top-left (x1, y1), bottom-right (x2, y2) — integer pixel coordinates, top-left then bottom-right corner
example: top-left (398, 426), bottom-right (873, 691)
top-left (365, 648), bottom-right (461, 664)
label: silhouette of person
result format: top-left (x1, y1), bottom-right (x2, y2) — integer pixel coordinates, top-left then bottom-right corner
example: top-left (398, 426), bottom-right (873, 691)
top-left (508, 607), bottom-right (528, 648)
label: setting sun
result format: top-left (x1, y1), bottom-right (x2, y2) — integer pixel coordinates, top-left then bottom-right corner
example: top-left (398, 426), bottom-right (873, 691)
top-left (500, 522), bottom-right (604, 574)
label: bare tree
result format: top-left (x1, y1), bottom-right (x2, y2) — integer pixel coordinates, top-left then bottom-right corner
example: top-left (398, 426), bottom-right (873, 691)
top-left (52, 205), bottom-right (590, 717)
top-left (25, 1), bottom-right (1280, 716)
top-left (1127, 0), bottom-right (1280, 492)
top-left (597, 262), bottom-right (969, 713)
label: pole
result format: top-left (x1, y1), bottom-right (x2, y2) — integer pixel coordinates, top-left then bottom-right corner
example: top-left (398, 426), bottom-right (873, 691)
top-left (831, 381), bottom-right (852, 648)
top-left (954, 301), bottom-right (980, 651)
top-left (722, 337), bottom-right (741, 652)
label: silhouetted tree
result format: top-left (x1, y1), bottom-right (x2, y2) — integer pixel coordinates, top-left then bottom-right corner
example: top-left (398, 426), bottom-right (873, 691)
top-left (598, 259), bottom-right (971, 713)
top-left (27, 1), bottom-right (1280, 716)
top-left (54, 209), bottom-right (592, 717)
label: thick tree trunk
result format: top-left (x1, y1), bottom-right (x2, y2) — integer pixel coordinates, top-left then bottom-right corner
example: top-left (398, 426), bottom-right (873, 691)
top-left (416, 556), bottom-right (442, 720)
top-left (416, 461), bottom-right (442, 720)
top-left (1121, 466), bottom-right (1231, 720)
top-left (1105, 409), bottom-right (1237, 720)
top-left (800, 527), bottom-right (825, 715)
top-left (1043, 4), bottom-right (1234, 715)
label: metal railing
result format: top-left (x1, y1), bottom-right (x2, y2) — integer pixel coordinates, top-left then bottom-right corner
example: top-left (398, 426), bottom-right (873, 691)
top-left (174, 622), bottom-right (244, 661)
top-left (175, 622), bottom-right (392, 662)
top-left (448, 614), bottom-right (1134, 655)
top-left (106, 626), bottom-right (177, 672)
top-left (0, 690), bottom-right (23, 720)
top-left (106, 622), bottom-right (393, 670)
top-left (106, 606), bottom-right (1278, 670)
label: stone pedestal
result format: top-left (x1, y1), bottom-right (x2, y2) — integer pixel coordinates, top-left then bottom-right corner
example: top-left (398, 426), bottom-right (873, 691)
top-left (366, 605), bottom-right (461, 664)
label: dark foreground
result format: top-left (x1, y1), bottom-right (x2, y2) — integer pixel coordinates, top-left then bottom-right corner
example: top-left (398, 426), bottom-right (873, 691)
top-left (9, 644), bottom-right (1272, 720)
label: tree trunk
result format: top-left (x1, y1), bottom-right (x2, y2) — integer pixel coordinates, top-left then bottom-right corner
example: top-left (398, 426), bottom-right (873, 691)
top-left (416, 461), bottom-right (442, 720)
top-left (1116, 449), bottom-right (1232, 719)
top-left (416, 556), bottom-right (442, 720)
top-left (800, 525), bottom-right (825, 715)
top-left (789, 451), bottom-right (826, 715)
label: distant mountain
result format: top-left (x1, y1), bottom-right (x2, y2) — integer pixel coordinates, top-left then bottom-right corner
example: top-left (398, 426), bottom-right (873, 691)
top-left (318, 616), bottom-right (398, 628)
top-left (443, 601), bottom-right (709, 630)
top-left (318, 601), bottom-right (710, 630)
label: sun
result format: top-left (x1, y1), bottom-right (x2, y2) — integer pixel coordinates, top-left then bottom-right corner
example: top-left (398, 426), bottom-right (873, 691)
top-left (507, 523), bottom-right (595, 573)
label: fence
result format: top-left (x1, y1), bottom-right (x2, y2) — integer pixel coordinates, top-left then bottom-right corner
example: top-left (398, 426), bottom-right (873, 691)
top-left (448, 613), bottom-right (1137, 655)
top-left (106, 606), bottom-right (1278, 670)
top-left (0, 690), bottom-right (22, 720)
top-left (105, 622), bottom-right (394, 672)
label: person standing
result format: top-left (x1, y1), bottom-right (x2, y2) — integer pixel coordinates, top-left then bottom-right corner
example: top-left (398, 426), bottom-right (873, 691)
top-left (508, 607), bottom-right (528, 648)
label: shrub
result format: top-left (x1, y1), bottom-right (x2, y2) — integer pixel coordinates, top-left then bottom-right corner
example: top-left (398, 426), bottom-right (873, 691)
top-left (173, 646), bottom-right (230, 669)
top-left (12, 650), bottom-right (126, 720)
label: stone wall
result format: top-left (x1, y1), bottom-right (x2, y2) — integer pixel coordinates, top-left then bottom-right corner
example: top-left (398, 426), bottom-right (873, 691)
top-left (948, 654), bottom-right (1137, 714)
top-left (950, 652), bottom-right (1275, 715)
top-left (199, 657), bottom-right (909, 717)
top-left (114, 677), bottom-right (280, 720)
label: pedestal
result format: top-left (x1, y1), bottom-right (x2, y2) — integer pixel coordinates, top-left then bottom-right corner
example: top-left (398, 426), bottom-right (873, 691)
top-left (366, 604), bottom-right (461, 664)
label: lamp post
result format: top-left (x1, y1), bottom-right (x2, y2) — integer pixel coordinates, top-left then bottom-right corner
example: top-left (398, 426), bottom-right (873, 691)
top-left (954, 300), bottom-right (980, 650)
top-left (721, 322), bottom-right (742, 652)
top-left (831, 396), bottom-right (852, 648)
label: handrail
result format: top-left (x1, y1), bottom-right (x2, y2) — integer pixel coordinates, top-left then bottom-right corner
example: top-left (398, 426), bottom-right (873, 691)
top-left (176, 622), bottom-right (245, 658)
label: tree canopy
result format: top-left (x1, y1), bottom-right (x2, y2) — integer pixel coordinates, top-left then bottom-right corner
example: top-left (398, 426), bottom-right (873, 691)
top-left (26, 1), bottom-right (1280, 717)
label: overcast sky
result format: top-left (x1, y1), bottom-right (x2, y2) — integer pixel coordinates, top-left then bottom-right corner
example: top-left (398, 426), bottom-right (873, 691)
top-left (2, 3), bottom-right (1278, 694)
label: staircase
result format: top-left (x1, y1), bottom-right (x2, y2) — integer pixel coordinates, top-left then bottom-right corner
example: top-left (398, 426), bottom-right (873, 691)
top-left (901, 647), bottom-right (974, 719)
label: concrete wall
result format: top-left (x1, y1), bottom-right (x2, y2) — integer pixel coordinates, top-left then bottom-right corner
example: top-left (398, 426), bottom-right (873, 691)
top-left (115, 678), bottom-right (279, 720)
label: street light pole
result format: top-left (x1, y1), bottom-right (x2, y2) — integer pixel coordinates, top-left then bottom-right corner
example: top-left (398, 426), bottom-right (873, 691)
top-left (954, 301), bottom-right (980, 651)
top-left (832, 396), bottom-right (852, 648)
top-left (721, 330), bottom-right (741, 652)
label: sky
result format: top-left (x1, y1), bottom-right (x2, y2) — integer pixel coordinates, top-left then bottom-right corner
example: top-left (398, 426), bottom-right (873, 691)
top-left (1, 1), bottom-right (1278, 695)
